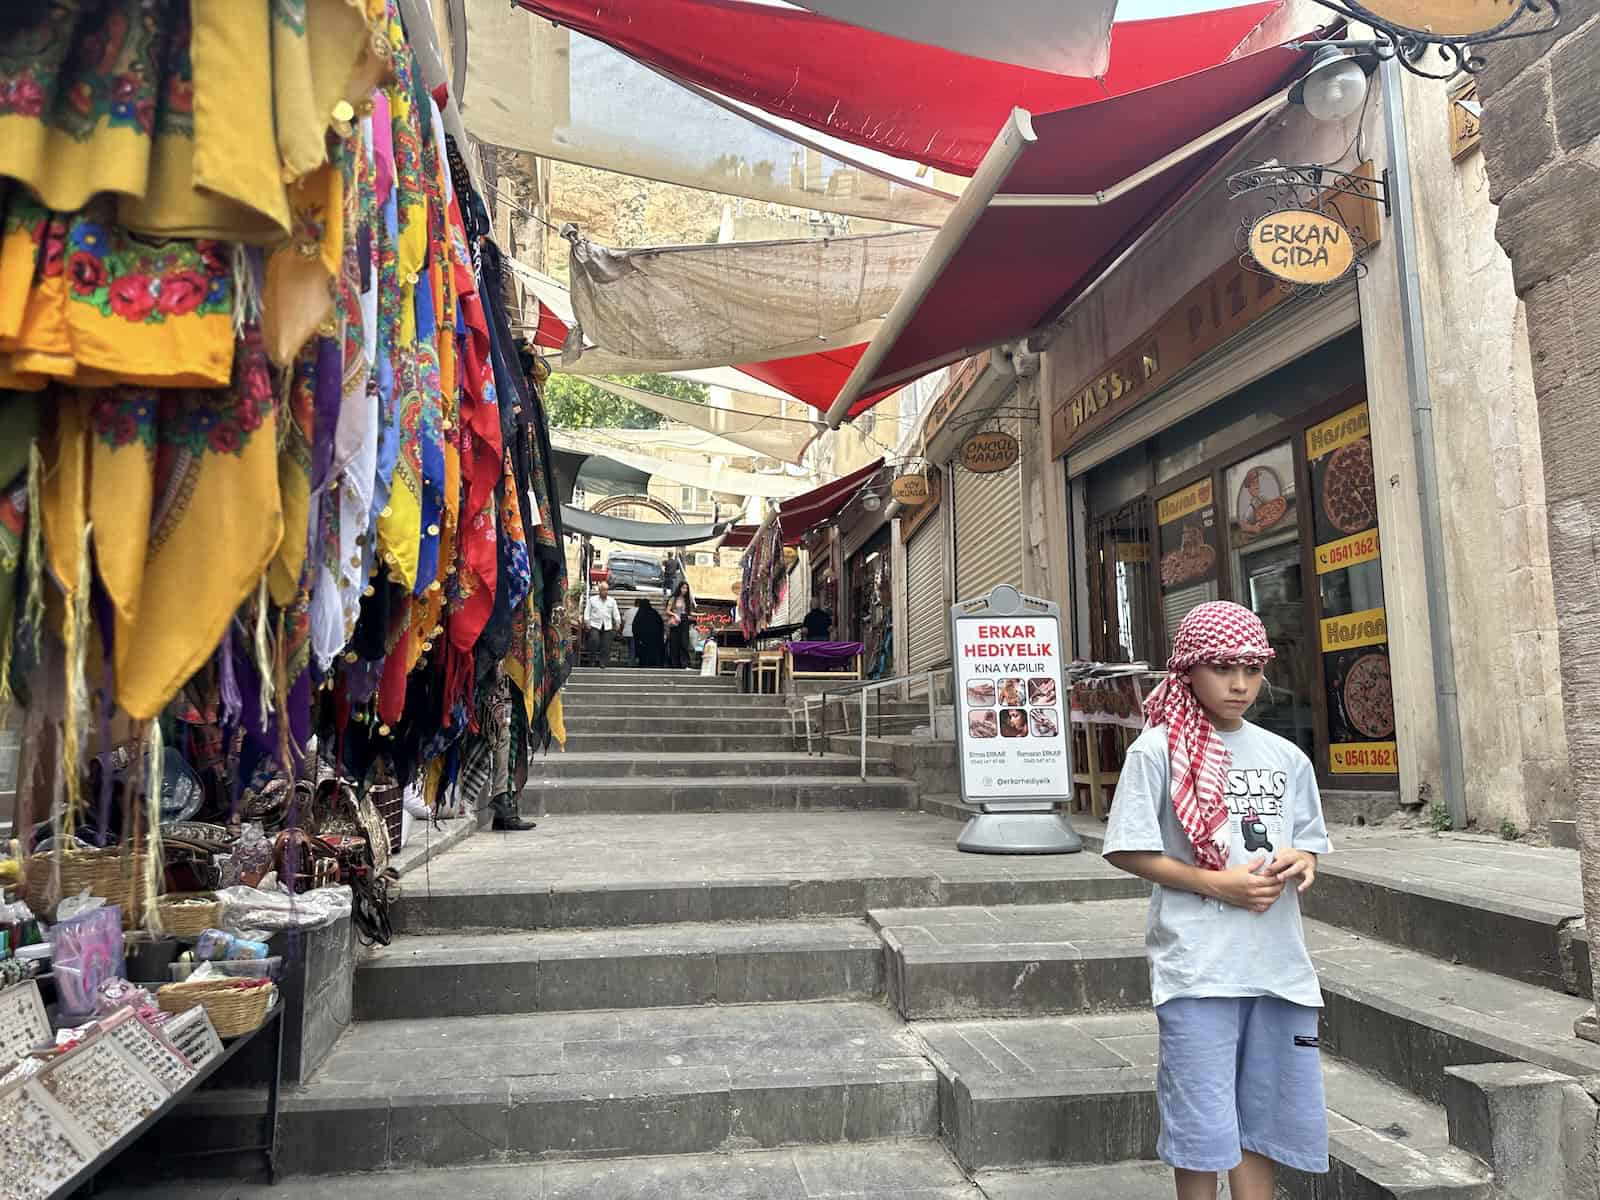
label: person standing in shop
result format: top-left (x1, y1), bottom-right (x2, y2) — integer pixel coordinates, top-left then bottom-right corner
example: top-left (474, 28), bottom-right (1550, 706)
top-left (583, 580), bottom-right (623, 669)
top-left (666, 580), bottom-right (694, 669)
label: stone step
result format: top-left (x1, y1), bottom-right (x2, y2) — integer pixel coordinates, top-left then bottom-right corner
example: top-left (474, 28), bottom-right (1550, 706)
top-left (870, 900), bottom-right (1151, 1020)
top-left (523, 776), bottom-right (917, 816)
top-left (391, 811), bottom-right (1147, 932)
top-left (569, 668), bottom-right (736, 687)
top-left (1299, 839), bottom-right (1585, 995)
top-left (924, 1012), bottom-right (1493, 1197)
top-left (565, 714), bottom-right (794, 736)
top-left (1076, 824), bottom-right (1588, 996)
top-left (558, 732), bottom-right (798, 754)
top-left (1309, 919), bottom-right (1600, 1106)
top-left (863, 899), bottom-right (1600, 1105)
top-left (526, 752), bottom-right (892, 781)
top-left (560, 701), bottom-right (794, 721)
top-left (158, 1002), bottom-right (940, 1175)
top-left (100, 1142), bottom-right (983, 1199)
top-left (353, 920), bottom-right (884, 1020)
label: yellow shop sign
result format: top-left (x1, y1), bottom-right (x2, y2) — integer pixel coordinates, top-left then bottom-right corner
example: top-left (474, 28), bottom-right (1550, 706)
top-left (1315, 529), bottom-right (1380, 574)
top-left (1157, 478), bottom-right (1213, 526)
top-left (1320, 606), bottom-right (1387, 653)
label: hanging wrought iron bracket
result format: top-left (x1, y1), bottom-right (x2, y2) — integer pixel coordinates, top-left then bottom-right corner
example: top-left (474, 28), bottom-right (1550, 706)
top-left (1227, 162), bottom-right (1391, 220)
top-left (1227, 162), bottom-right (1388, 296)
top-left (1293, 1), bottom-right (1561, 80)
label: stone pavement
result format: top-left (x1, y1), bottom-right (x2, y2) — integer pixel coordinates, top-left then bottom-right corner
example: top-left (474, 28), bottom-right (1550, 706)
top-left (99, 670), bottom-right (1600, 1197)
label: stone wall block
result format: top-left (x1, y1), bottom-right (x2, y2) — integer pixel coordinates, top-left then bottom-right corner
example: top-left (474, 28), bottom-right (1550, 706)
top-left (1481, 64), bottom-right (1557, 204)
top-left (1443, 1061), bottom-right (1599, 1200)
top-left (1536, 370), bottom-right (1600, 504)
top-left (1523, 276), bottom-right (1577, 395)
top-left (1552, 16), bottom-right (1600, 151)
top-left (1496, 160), bottom-right (1600, 292)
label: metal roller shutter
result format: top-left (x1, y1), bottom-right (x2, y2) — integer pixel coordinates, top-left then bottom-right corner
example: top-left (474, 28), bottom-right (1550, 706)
top-left (905, 523), bottom-right (947, 671)
top-left (953, 414), bottom-right (1024, 602)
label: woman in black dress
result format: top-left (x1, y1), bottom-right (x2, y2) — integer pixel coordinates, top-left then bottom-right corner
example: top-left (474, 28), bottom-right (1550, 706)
top-left (667, 581), bottom-right (694, 669)
top-left (632, 599), bottom-right (665, 668)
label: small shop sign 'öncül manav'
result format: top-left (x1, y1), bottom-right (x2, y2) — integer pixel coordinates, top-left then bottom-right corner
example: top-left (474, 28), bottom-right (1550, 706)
top-left (960, 430), bottom-right (1020, 474)
top-left (1248, 209), bottom-right (1356, 286)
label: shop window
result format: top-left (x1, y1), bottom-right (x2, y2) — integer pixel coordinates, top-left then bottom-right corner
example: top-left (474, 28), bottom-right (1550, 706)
top-left (1155, 477), bottom-right (1221, 651)
top-left (1306, 402), bottom-right (1396, 776)
top-left (1089, 498), bottom-right (1156, 664)
top-left (1224, 442), bottom-right (1315, 760)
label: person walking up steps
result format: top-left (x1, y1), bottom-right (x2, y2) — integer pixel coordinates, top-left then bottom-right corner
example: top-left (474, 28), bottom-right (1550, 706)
top-left (1102, 601), bottom-right (1332, 1200)
top-left (583, 580), bottom-right (622, 669)
top-left (666, 580), bottom-right (694, 669)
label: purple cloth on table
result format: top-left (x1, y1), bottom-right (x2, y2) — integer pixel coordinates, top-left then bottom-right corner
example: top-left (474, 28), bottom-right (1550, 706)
top-left (785, 640), bottom-right (863, 672)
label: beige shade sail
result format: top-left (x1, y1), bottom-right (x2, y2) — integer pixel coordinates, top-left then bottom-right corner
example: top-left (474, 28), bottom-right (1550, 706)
top-left (565, 228), bottom-right (933, 371)
top-left (460, 0), bottom-right (956, 227)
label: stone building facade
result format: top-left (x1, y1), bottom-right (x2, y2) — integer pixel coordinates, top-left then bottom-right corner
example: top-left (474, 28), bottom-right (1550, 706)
top-left (1478, 3), bottom-right (1600, 867)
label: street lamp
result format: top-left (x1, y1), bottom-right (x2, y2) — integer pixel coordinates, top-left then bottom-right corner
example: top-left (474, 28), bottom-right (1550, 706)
top-left (1290, 46), bottom-right (1371, 122)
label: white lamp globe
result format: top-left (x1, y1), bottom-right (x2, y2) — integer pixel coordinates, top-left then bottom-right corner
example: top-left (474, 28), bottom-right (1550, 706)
top-left (862, 493), bottom-right (882, 512)
top-left (1300, 49), bottom-right (1369, 122)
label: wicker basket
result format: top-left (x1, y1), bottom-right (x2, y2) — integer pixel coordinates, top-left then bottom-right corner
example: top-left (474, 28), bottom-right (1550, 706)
top-left (154, 892), bottom-right (222, 938)
top-left (157, 978), bottom-right (275, 1038)
top-left (21, 848), bottom-right (149, 928)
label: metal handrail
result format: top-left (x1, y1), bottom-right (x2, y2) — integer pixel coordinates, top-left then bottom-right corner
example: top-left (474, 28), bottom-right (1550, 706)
top-left (799, 667), bottom-right (955, 778)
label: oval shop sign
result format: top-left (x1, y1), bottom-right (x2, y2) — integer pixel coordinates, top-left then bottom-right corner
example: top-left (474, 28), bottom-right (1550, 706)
top-left (891, 474), bottom-right (930, 504)
top-left (960, 430), bottom-right (1020, 474)
top-left (1361, 0), bottom-right (1528, 38)
top-left (1248, 208), bottom-right (1357, 287)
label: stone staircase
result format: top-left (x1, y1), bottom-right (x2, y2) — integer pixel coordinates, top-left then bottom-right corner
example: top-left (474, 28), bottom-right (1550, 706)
top-left (114, 669), bottom-right (1600, 1197)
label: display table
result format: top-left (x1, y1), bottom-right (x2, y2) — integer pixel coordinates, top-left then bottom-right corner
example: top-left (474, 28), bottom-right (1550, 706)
top-left (785, 641), bottom-right (864, 679)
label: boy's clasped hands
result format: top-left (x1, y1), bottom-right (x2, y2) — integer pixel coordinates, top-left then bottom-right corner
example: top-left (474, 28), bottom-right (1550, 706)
top-left (1205, 849), bottom-right (1318, 913)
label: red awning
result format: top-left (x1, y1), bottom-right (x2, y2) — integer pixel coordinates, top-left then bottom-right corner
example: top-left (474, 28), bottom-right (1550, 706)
top-left (773, 459), bottom-right (885, 543)
top-left (513, 0), bottom-right (1284, 177)
top-left (823, 40), bottom-right (1311, 423)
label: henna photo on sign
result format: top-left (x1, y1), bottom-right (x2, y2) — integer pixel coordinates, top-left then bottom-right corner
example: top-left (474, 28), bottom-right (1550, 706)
top-left (997, 678), bottom-right (1026, 707)
top-left (1029, 708), bottom-right (1059, 737)
top-left (999, 708), bottom-right (1029, 738)
top-left (1027, 677), bottom-right (1056, 705)
top-left (965, 681), bottom-right (996, 707)
top-left (968, 709), bottom-right (998, 739)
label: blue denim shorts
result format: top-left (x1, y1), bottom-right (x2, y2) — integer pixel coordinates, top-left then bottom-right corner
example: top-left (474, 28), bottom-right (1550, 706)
top-left (1155, 996), bottom-right (1329, 1174)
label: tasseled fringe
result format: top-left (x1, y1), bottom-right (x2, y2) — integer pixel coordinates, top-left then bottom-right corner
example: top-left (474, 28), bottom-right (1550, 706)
top-left (232, 243), bottom-right (260, 339)
top-left (142, 719), bottom-right (165, 935)
top-left (60, 520), bottom-right (92, 843)
top-left (274, 607), bottom-right (291, 780)
top-left (254, 576), bottom-right (274, 731)
top-left (23, 442), bottom-right (44, 657)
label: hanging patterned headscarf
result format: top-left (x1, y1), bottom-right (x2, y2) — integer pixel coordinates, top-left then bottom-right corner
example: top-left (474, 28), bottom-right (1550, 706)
top-left (1142, 602), bottom-right (1276, 871)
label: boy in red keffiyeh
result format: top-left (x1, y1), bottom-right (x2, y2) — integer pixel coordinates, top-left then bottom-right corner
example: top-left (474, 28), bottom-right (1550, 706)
top-left (1103, 601), bottom-right (1332, 1200)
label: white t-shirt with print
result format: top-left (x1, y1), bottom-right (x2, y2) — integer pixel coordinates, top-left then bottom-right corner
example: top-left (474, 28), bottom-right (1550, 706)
top-left (1103, 720), bottom-right (1332, 1009)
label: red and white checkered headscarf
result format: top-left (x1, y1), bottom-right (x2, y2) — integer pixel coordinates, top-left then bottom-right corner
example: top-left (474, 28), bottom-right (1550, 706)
top-left (1142, 602), bottom-right (1276, 871)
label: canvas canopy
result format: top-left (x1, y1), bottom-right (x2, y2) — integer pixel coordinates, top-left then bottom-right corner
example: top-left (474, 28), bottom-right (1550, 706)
top-left (511, 0), bottom-right (1285, 175)
top-left (560, 506), bottom-right (736, 546)
top-left (790, 0), bottom-right (1117, 75)
top-left (564, 229), bottom-right (933, 371)
top-left (548, 429), bottom-right (815, 499)
top-left (571, 377), bottom-right (824, 465)
top-left (461, 0), bottom-right (956, 226)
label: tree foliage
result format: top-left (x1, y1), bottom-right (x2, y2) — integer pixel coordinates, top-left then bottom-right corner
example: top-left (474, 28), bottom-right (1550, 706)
top-left (543, 373), bottom-right (709, 429)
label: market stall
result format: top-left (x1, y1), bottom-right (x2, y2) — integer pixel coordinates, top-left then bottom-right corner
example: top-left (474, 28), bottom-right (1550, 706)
top-left (0, 0), bottom-right (571, 1181)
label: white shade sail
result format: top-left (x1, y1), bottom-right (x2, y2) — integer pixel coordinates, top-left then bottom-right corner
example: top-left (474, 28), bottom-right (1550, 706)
top-left (571, 376), bottom-right (824, 464)
top-left (460, 0), bottom-right (956, 227)
top-left (790, 0), bottom-right (1117, 76)
top-left (548, 429), bottom-right (815, 499)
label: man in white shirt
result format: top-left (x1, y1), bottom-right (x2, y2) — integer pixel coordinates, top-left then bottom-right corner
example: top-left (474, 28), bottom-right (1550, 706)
top-left (583, 581), bottom-right (623, 669)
